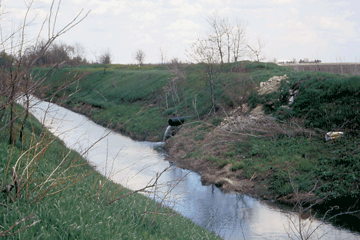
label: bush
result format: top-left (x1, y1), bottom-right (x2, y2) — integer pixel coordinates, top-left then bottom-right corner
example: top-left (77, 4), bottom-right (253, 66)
top-left (247, 91), bottom-right (263, 109)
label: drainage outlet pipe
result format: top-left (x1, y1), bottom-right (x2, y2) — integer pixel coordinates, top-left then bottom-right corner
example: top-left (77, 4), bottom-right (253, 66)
top-left (168, 117), bottom-right (188, 126)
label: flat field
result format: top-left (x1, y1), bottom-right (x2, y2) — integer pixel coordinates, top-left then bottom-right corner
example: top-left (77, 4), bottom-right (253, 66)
top-left (280, 62), bottom-right (360, 75)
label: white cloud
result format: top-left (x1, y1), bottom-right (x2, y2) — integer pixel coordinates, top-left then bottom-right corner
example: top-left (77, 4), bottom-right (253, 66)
top-left (336, 38), bottom-right (346, 43)
top-left (170, 0), bottom-right (186, 6)
top-left (308, 11), bottom-right (357, 39)
top-left (284, 29), bottom-right (318, 44)
top-left (289, 7), bottom-right (298, 15)
top-left (199, 0), bottom-right (223, 5)
top-left (295, 21), bottom-right (305, 28)
top-left (140, 0), bottom-right (155, 7)
top-left (69, 0), bottom-right (86, 4)
top-left (167, 19), bottom-right (202, 31)
top-left (38, 0), bottom-right (54, 3)
top-left (89, 0), bottom-right (127, 15)
top-left (166, 31), bottom-right (193, 38)
top-left (183, 3), bottom-right (203, 15)
top-left (169, 1), bottom-right (203, 15)
top-left (135, 34), bottom-right (154, 45)
top-left (318, 17), bottom-right (341, 29)
top-left (271, 0), bottom-right (296, 4)
top-left (267, 22), bottom-right (285, 28)
top-left (140, 12), bottom-right (157, 22)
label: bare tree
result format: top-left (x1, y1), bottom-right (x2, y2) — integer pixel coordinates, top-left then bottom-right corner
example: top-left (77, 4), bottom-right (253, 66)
top-left (188, 38), bottom-right (219, 64)
top-left (159, 45), bottom-right (168, 64)
top-left (69, 42), bottom-right (87, 66)
top-left (134, 49), bottom-right (146, 65)
top-left (48, 42), bottom-right (74, 64)
top-left (207, 12), bottom-right (225, 64)
top-left (188, 38), bottom-right (220, 113)
top-left (165, 58), bottom-right (186, 105)
top-left (220, 17), bottom-right (233, 63)
top-left (186, 14), bottom-right (249, 115)
top-left (73, 43), bottom-right (86, 59)
top-left (247, 36), bottom-right (266, 62)
top-left (99, 48), bottom-right (112, 64)
top-left (205, 13), bottom-right (248, 64)
top-left (232, 20), bottom-right (247, 62)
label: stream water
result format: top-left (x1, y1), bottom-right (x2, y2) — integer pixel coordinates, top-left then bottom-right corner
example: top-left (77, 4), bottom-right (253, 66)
top-left (27, 97), bottom-right (359, 240)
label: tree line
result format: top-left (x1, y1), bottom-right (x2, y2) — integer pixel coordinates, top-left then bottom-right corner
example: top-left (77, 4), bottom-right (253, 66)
top-left (0, 41), bottom-right (89, 69)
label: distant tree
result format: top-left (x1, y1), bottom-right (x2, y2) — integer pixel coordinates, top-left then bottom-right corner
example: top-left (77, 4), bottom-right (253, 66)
top-left (99, 48), bottom-right (112, 64)
top-left (159, 45), bottom-right (168, 64)
top-left (48, 42), bottom-right (74, 64)
top-left (198, 13), bottom-right (248, 64)
top-left (134, 49), bottom-right (146, 65)
top-left (69, 43), bottom-right (87, 66)
top-left (0, 50), bottom-right (12, 68)
top-left (23, 41), bottom-right (88, 66)
top-left (207, 12), bottom-right (226, 64)
top-left (23, 40), bottom-right (49, 66)
top-left (247, 36), bottom-right (265, 62)
top-left (73, 43), bottom-right (86, 59)
top-left (231, 19), bottom-right (247, 62)
top-left (163, 58), bottom-right (186, 108)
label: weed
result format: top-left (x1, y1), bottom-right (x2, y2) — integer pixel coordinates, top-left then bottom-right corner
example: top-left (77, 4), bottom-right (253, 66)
top-left (231, 161), bottom-right (245, 171)
top-left (225, 151), bottom-right (236, 158)
top-left (194, 132), bottom-right (205, 141)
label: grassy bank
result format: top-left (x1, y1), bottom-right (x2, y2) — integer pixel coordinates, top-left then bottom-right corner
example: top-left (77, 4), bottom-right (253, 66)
top-left (36, 62), bottom-right (360, 231)
top-left (36, 62), bottom-right (292, 141)
top-left (0, 103), bottom-right (220, 239)
top-left (36, 64), bottom-right (172, 141)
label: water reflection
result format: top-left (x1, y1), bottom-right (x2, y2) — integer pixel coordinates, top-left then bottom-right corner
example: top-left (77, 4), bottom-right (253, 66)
top-left (27, 97), bottom-right (359, 240)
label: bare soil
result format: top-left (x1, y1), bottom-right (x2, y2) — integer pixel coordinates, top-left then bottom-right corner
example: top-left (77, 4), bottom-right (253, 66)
top-left (165, 126), bottom-right (256, 195)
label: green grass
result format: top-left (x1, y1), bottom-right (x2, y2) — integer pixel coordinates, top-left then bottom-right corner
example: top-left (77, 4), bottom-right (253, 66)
top-left (225, 134), bottom-right (360, 202)
top-left (35, 62), bottom-right (293, 141)
top-left (36, 66), bottom-right (175, 141)
top-left (0, 104), bottom-right (220, 239)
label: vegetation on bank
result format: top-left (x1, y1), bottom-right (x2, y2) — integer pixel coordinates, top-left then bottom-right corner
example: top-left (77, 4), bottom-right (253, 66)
top-left (37, 61), bottom-right (360, 231)
top-left (36, 62), bottom-right (291, 141)
top-left (0, 103), bottom-right (220, 239)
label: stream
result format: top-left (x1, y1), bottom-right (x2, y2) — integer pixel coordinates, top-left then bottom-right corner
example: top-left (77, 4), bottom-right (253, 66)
top-left (27, 97), bottom-right (359, 240)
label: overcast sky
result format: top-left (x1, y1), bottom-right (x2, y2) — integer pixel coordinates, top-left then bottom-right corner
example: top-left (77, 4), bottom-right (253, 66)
top-left (3, 0), bottom-right (360, 64)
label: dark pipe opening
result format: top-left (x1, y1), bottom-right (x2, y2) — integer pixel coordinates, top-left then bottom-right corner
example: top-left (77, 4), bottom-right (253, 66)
top-left (168, 117), bottom-right (188, 126)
